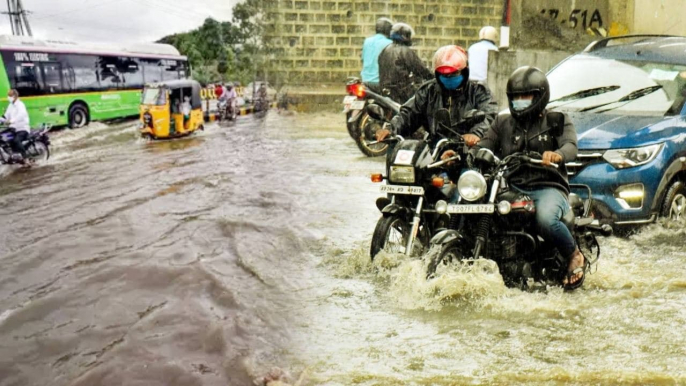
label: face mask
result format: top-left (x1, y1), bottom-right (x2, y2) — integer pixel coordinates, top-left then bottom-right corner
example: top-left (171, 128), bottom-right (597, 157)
top-left (8, 96), bottom-right (15, 103)
top-left (511, 99), bottom-right (532, 111)
top-left (439, 74), bottom-right (464, 90)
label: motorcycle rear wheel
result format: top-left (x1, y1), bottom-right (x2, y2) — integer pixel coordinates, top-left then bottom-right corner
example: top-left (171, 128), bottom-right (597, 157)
top-left (355, 112), bottom-right (388, 157)
top-left (426, 238), bottom-right (469, 278)
top-left (370, 215), bottom-right (410, 260)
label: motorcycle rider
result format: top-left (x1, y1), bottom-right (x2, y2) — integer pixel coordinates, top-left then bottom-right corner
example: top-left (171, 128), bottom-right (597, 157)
top-left (361, 17), bottom-right (393, 88)
top-left (375, 45), bottom-right (497, 148)
top-left (468, 26), bottom-right (499, 83)
top-left (378, 23), bottom-right (433, 103)
top-left (0, 89), bottom-right (31, 164)
top-left (476, 66), bottom-right (585, 290)
top-left (218, 82), bottom-right (237, 118)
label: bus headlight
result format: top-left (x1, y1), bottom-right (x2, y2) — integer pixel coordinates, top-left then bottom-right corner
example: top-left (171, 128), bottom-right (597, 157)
top-left (457, 171), bottom-right (487, 202)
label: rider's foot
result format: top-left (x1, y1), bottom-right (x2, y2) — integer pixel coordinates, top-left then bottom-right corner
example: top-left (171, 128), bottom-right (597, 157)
top-left (563, 248), bottom-right (585, 286)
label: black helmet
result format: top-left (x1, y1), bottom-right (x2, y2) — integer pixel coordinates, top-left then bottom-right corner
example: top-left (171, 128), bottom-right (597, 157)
top-left (506, 66), bottom-right (550, 121)
top-left (390, 23), bottom-right (414, 46)
top-left (375, 17), bottom-right (393, 37)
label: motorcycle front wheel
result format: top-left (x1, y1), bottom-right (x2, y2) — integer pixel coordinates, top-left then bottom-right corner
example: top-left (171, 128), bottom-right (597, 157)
top-left (370, 215), bottom-right (412, 260)
top-left (28, 141), bottom-right (50, 161)
top-left (355, 112), bottom-right (388, 157)
top-left (426, 238), bottom-right (469, 278)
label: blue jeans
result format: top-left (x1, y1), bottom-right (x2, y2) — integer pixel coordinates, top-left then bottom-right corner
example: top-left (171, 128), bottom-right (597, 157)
top-left (523, 187), bottom-right (577, 259)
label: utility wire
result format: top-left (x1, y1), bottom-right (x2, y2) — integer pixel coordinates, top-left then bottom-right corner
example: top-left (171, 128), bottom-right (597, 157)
top-left (31, 0), bottom-right (119, 21)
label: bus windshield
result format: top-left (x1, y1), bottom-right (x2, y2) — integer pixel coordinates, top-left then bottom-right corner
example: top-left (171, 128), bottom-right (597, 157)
top-left (141, 88), bottom-right (166, 106)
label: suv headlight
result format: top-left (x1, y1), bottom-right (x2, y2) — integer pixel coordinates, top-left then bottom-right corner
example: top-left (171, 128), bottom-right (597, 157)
top-left (458, 170), bottom-right (487, 202)
top-left (603, 143), bottom-right (663, 169)
top-left (389, 166), bottom-right (415, 183)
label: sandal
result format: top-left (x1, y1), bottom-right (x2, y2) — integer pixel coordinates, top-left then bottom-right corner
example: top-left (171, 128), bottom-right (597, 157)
top-left (563, 250), bottom-right (588, 291)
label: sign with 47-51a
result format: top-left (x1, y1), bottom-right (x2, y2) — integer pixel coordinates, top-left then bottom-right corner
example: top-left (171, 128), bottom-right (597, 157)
top-left (526, 0), bottom-right (608, 30)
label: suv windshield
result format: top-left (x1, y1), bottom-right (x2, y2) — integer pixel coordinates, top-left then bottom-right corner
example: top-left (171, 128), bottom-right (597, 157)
top-left (141, 87), bottom-right (167, 105)
top-left (548, 54), bottom-right (686, 116)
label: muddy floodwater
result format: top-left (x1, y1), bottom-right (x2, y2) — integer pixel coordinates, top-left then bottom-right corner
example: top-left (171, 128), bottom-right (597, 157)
top-left (1, 113), bottom-right (685, 386)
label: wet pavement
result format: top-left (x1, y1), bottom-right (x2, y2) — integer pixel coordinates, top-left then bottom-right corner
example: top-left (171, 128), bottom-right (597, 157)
top-left (1, 112), bottom-right (685, 385)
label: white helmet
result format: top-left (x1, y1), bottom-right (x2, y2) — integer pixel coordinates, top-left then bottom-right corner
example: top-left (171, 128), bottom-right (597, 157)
top-left (479, 26), bottom-right (498, 44)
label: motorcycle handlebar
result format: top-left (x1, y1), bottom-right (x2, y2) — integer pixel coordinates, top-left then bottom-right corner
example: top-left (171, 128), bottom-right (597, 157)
top-left (366, 134), bottom-right (404, 146)
top-left (525, 157), bottom-right (559, 169)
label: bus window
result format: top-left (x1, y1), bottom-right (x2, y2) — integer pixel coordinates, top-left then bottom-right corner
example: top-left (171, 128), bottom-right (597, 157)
top-left (120, 57), bottom-right (143, 89)
top-left (142, 59), bottom-right (163, 84)
top-left (63, 54), bottom-right (99, 92)
top-left (8, 63), bottom-right (44, 96)
top-left (42, 63), bottom-right (63, 94)
top-left (162, 60), bottom-right (184, 80)
top-left (98, 56), bottom-right (123, 91)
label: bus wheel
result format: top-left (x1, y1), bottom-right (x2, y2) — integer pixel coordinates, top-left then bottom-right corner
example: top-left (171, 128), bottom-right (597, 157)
top-left (69, 103), bottom-right (89, 129)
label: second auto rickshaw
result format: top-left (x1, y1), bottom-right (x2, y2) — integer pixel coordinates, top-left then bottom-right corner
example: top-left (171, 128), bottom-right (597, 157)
top-left (140, 80), bottom-right (204, 139)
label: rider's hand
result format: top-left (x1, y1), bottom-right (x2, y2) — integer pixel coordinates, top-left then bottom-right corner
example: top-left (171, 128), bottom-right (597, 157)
top-left (542, 151), bottom-right (563, 166)
top-left (375, 126), bottom-right (391, 141)
top-left (441, 150), bottom-right (456, 160)
top-left (463, 133), bottom-right (480, 147)
top-left (441, 150), bottom-right (458, 166)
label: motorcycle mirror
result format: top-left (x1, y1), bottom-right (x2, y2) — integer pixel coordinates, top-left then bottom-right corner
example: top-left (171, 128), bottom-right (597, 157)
top-left (366, 104), bottom-right (385, 121)
top-left (476, 148), bottom-right (497, 165)
top-left (465, 110), bottom-right (486, 125)
top-left (434, 109), bottom-right (451, 128)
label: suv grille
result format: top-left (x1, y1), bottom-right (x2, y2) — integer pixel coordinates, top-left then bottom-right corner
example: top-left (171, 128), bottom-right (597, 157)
top-left (566, 151), bottom-right (604, 176)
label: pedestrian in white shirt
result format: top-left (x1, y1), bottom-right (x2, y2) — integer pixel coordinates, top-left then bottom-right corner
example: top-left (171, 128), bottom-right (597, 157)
top-left (1, 89), bottom-right (31, 163)
top-left (467, 26), bottom-right (499, 83)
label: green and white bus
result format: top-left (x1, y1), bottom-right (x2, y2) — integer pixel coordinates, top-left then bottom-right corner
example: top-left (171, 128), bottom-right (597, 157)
top-left (0, 35), bottom-right (188, 128)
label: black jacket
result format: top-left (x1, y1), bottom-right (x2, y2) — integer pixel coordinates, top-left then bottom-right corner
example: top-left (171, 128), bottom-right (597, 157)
top-left (390, 79), bottom-right (498, 140)
top-left (378, 43), bottom-right (433, 103)
top-left (478, 110), bottom-right (578, 194)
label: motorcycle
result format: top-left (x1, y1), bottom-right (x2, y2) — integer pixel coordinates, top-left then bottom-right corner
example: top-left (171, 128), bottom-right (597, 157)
top-left (218, 99), bottom-right (237, 121)
top-left (343, 77), bottom-right (402, 157)
top-left (0, 124), bottom-right (51, 165)
top-left (253, 90), bottom-right (270, 114)
top-left (426, 148), bottom-right (613, 289)
top-left (367, 106), bottom-right (486, 260)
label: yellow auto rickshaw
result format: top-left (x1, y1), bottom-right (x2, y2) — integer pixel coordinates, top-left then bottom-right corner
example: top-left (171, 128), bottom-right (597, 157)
top-left (140, 80), bottom-right (204, 139)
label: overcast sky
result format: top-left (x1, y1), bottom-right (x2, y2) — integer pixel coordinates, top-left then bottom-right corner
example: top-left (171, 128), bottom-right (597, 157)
top-left (1, 0), bottom-right (238, 44)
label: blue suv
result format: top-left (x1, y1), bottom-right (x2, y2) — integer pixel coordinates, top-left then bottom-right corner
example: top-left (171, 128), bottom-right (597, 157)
top-left (546, 35), bottom-right (686, 228)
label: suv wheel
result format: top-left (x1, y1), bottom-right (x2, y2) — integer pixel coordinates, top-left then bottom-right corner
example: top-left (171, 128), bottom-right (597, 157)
top-left (661, 180), bottom-right (686, 221)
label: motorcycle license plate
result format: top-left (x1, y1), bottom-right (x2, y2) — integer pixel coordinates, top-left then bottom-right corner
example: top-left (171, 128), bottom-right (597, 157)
top-left (350, 100), bottom-right (365, 110)
top-left (447, 204), bottom-right (495, 214)
top-left (342, 96), bottom-right (357, 113)
top-left (380, 185), bottom-right (424, 195)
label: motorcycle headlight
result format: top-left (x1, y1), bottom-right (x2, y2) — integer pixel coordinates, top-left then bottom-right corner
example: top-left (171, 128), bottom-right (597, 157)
top-left (602, 143), bottom-right (663, 169)
top-left (457, 170), bottom-right (487, 202)
top-left (389, 166), bottom-right (415, 183)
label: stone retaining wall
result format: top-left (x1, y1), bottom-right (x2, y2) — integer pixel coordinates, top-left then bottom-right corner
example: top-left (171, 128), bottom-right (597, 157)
top-left (263, 0), bottom-right (504, 86)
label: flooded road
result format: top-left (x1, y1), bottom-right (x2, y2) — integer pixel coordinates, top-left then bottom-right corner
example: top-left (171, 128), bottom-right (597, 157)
top-left (1, 113), bottom-right (685, 385)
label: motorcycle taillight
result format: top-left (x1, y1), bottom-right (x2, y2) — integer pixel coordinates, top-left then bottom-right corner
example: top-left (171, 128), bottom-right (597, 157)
top-left (352, 84), bottom-right (366, 98)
